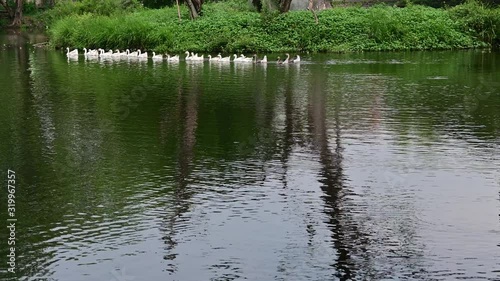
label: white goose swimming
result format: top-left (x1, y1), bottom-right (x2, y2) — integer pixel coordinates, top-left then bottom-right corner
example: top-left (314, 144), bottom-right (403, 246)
top-left (233, 54), bottom-right (243, 62)
top-left (112, 50), bottom-right (122, 58)
top-left (99, 49), bottom-right (113, 58)
top-left (127, 49), bottom-right (139, 57)
top-left (83, 48), bottom-right (98, 57)
top-left (191, 52), bottom-right (204, 61)
top-left (256, 55), bottom-right (267, 63)
top-left (167, 54), bottom-right (180, 62)
top-left (138, 50), bottom-right (148, 59)
top-left (219, 54), bottom-right (231, 62)
top-left (190, 52), bottom-right (200, 60)
top-left (119, 50), bottom-right (128, 57)
top-left (291, 55), bottom-right (300, 63)
top-left (241, 54), bottom-right (254, 63)
top-left (152, 52), bottom-right (163, 60)
top-left (185, 51), bottom-right (192, 61)
top-left (208, 54), bottom-right (220, 61)
top-left (66, 47), bottom-right (78, 58)
top-left (282, 53), bottom-right (290, 64)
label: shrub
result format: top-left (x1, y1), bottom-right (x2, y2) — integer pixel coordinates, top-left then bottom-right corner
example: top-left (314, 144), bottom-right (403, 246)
top-left (41, 0), bottom-right (142, 25)
top-left (23, 2), bottom-right (38, 15)
top-left (449, 0), bottom-right (500, 47)
top-left (49, 2), bottom-right (497, 52)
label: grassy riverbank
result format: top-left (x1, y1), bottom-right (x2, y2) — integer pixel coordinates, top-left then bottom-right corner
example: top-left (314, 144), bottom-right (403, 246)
top-left (48, 1), bottom-right (500, 53)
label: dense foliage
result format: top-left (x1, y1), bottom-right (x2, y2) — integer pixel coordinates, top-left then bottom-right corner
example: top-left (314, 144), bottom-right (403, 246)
top-left (38, 0), bottom-right (143, 25)
top-left (411, 0), bottom-right (499, 8)
top-left (48, 0), bottom-right (499, 53)
top-left (449, 0), bottom-right (500, 46)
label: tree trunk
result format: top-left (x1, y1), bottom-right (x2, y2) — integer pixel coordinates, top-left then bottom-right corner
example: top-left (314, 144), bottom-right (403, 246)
top-left (185, 0), bottom-right (203, 19)
top-left (9, 0), bottom-right (23, 27)
top-left (193, 0), bottom-right (202, 15)
top-left (176, 0), bottom-right (182, 21)
top-left (280, 0), bottom-right (292, 13)
top-left (185, 0), bottom-right (198, 19)
top-left (308, 0), bottom-right (318, 24)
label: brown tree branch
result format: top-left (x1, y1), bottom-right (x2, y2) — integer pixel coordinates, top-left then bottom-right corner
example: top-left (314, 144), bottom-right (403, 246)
top-left (9, 0), bottom-right (22, 27)
top-left (0, 0), bottom-right (14, 18)
top-left (308, 0), bottom-right (319, 24)
top-left (185, 0), bottom-right (203, 19)
top-left (176, 0), bottom-right (182, 21)
top-left (280, 0), bottom-right (292, 13)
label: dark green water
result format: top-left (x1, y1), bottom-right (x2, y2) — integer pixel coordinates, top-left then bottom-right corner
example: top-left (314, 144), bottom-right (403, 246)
top-left (1, 33), bottom-right (500, 281)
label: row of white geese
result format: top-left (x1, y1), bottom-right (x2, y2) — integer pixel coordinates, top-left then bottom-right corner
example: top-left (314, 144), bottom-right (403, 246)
top-left (66, 48), bottom-right (301, 63)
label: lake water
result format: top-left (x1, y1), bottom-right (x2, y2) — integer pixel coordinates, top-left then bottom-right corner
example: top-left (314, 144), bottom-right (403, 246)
top-left (1, 33), bottom-right (499, 281)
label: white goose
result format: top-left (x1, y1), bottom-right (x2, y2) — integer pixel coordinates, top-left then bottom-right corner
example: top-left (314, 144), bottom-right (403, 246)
top-left (291, 55), bottom-right (300, 63)
top-left (127, 49), bottom-right (139, 57)
top-left (119, 50), bottom-right (128, 57)
top-left (66, 47), bottom-right (78, 58)
top-left (233, 54), bottom-right (243, 62)
top-left (112, 50), bottom-right (122, 58)
top-left (152, 52), bottom-right (163, 60)
top-left (241, 54), bottom-right (254, 63)
top-left (208, 54), bottom-right (220, 61)
top-left (167, 54), bottom-right (180, 62)
top-left (99, 49), bottom-right (113, 58)
top-left (256, 55), bottom-right (267, 63)
top-left (138, 50), bottom-right (148, 59)
top-left (84, 48), bottom-right (98, 57)
top-left (185, 51), bottom-right (192, 61)
top-left (192, 52), bottom-right (204, 61)
top-left (282, 53), bottom-right (290, 64)
top-left (219, 54), bottom-right (231, 62)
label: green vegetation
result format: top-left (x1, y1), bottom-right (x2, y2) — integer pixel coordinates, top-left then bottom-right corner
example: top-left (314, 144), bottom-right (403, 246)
top-left (449, 0), bottom-right (500, 46)
top-left (34, 0), bottom-right (143, 26)
top-left (46, 0), bottom-right (500, 52)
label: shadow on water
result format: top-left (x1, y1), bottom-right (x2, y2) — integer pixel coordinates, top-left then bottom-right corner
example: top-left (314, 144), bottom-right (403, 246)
top-left (309, 67), bottom-right (352, 279)
top-left (161, 63), bottom-right (201, 272)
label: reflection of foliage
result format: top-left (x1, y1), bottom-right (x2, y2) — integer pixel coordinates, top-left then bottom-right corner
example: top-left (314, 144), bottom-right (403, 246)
top-left (381, 52), bottom-right (500, 139)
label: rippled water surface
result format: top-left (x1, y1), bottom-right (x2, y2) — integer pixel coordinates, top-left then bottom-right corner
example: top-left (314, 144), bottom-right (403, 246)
top-left (1, 33), bottom-right (499, 281)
